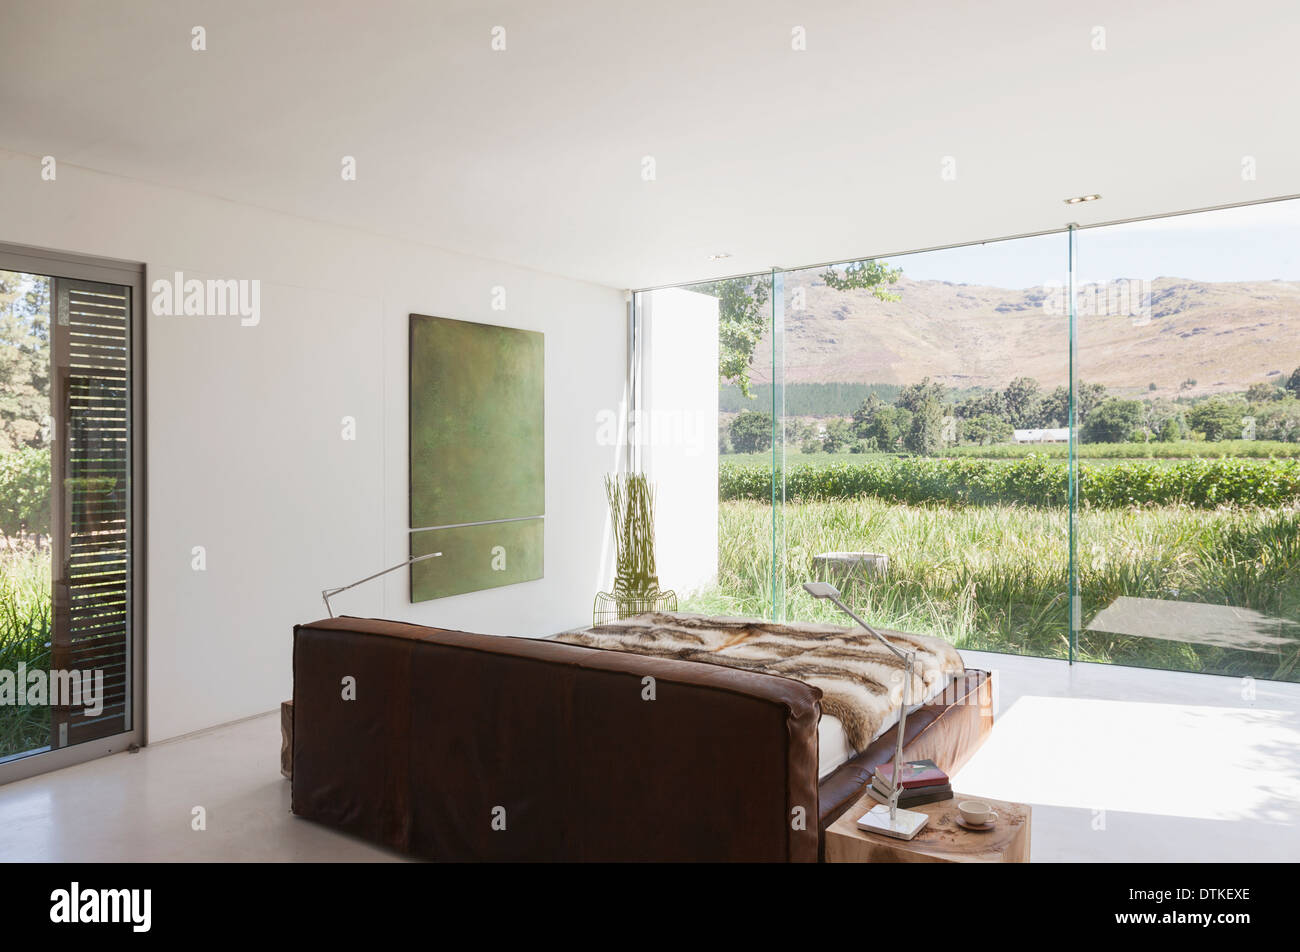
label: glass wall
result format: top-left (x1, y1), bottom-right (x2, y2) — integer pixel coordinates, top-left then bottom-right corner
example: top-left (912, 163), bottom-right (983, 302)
top-left (776, 235), bottom-right (1071, 658)
top-left (1073, 202), bottom-right (1300, 681)
top-left (662, 196), bottom-right (1300, 684)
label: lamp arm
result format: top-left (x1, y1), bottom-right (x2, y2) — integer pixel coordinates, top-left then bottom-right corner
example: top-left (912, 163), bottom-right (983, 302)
top-left (322, 551), bottom-right (442, 617)
top-left (823, 591), bottom-right (913, 822)
top-left (825, 593), bottom-right (908, 662)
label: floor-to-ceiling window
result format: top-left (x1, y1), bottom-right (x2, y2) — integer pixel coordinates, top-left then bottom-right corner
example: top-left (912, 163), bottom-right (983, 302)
top-left (0, 244), bottom-right (143, 782)
top-left (661, 196), bottom-right (1300, 685)
top-left (1074, 201), bottom-right (1300, 681)
top-left (775, 234), bottom-right (1071, 658)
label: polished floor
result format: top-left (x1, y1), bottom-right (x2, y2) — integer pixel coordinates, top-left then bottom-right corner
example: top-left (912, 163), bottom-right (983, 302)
top-left (1, 652), bottom-right (1297, 862)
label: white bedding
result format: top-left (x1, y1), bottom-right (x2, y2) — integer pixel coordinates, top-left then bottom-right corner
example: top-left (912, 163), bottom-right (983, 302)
top-left (816, 681), bottom-right (955, 779)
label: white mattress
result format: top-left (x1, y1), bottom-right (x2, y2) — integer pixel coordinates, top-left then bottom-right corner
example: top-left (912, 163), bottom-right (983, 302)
top-left (816, 688), bottom-right (951, 779)
top-left (818, 716), bottom-right (854, 779)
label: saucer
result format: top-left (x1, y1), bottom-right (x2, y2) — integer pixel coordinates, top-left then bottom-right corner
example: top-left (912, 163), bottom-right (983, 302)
top-left (955, 816), bottom-right (997, 832)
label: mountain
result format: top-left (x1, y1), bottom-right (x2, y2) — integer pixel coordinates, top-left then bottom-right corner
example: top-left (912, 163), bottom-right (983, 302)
top-left (749, 274), bottom-right (1300, 398)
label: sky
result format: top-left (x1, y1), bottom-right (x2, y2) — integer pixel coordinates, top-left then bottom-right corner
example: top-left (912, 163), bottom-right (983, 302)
top-left (810, 199), bottom-right (1300, 290)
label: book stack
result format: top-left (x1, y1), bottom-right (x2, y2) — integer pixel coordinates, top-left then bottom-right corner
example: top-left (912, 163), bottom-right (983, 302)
top-left (867, 758), bottom-right (952, 808)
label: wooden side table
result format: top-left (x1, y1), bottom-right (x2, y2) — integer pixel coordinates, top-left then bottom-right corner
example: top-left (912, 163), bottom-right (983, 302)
top-left (825, 793), bottom-right (1031, 863)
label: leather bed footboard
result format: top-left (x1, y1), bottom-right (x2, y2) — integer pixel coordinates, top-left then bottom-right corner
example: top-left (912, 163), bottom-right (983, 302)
top-left (290, 617), bottom-right (992, 862)
top-left (291, 617), bottom-right (822, 862)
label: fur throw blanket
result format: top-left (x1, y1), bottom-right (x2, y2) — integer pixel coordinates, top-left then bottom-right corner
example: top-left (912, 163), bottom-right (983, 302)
top-left (555, 612), bottom-right (965, 751)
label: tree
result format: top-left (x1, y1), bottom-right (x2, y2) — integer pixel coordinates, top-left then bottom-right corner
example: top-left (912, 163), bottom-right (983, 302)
top-left (728, 410), bottom-right (773, 453)
top-left (1256, 398), bottom-right (1300, 442)
top-left (956, 390), bottom-right (1008, 421)
top-left (851, 393), bottom-right (885, 435)
top-left (821, 258), bottom-right (903, 296)
top-left (0, 270), bottom-right (51, 453)
top-left (1287, 367), bottom-right (1300, 398)
top-left (1187, 398), bottom-right (1247, 442)
top-left (1082, 399), bottom-right (1144, 443)
top-left (698, 277), bottom-right (769, 399)
top-left (1037, 386), bottom-right (1069, 427)
top-left (897, 376), bottom-right (948, 414)
top-left (1002, 377), bottom-right (1042, 428)
top-left (905, 398), bottom-right (945, 456)
top-left (1039, 382), bottom-right (1108, 428)
top-left (1246, 381), bottom-right (1282, 404)
top-left (0, 446), bottom-right (51, 539)
top-left (1075, 382), bottom-right (1110, 425)
top-left (822, 418), bottom-right (855, 453)
top-left (861, 406), bottom-right (912, 452)
top-left (960, 413), bottom-right (1013, 446)
top-left (783, 417), bottom-right (813, 445)
top-left (1140, 399), bottom-right (1181, 443)
top-left (1158, 416), bottom-right (1182, 442)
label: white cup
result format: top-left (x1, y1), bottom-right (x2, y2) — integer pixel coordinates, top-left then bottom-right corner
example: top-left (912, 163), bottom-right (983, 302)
top-left (958, 800), bottom-right (998, 826)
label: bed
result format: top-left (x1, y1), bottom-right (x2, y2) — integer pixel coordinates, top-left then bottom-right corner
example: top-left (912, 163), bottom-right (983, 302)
top-left (553, 612), bottom-right (970, 780)
top-left (289, 613), bottom-right (993, 861)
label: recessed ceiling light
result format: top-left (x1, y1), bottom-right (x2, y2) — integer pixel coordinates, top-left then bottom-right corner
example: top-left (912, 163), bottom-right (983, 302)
top-left (708, 252), bottom-right (732, 260)
top-left (1064, 194), bottom-right (1102, 205)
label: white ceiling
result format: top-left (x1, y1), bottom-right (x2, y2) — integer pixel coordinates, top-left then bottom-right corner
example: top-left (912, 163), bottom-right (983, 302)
top-left (2, 0), bottom-right (1298, 290)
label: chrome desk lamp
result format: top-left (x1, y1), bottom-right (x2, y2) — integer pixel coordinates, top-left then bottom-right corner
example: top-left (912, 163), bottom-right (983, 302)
top-left (802, 580), bottom-right (928, 840)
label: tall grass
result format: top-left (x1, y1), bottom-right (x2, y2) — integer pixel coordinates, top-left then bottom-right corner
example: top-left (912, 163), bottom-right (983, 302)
top-left (683, 499), bottom-right (1300, 682)
top-left (0, 543), bottom-right (52, 758)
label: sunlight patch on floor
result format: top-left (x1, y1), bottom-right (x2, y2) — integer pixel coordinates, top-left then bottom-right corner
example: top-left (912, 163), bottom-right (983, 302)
top-left (956, 695), bottom-right (1300, 824)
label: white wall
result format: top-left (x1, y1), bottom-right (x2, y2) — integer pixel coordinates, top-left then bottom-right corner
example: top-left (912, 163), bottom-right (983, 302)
top-left (639, 288), bottom-right (719, 597)
top-left (0, 150), bottom-right (626, 743)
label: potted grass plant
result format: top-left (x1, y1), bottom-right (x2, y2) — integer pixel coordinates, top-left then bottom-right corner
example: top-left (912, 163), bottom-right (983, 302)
top-left (594, 472), bottom-right (676, 625)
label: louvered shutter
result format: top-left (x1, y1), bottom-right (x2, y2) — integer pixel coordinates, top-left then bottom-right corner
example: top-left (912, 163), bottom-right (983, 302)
top-left (50, 278), bottom-right (132, 746)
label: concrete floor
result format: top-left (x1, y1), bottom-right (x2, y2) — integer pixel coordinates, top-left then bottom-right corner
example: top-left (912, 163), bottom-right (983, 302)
top-left (1, 652), bottom-right (1297, 862)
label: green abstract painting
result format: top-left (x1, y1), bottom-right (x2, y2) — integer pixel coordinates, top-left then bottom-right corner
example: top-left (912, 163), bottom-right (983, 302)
top-left (410, 518), bottom-right (545, 601)
top-left (409, 314), bottom-right (544, 601)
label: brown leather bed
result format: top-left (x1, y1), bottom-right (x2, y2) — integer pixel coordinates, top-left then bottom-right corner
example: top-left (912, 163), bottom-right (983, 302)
top-left (289, 616), bottom-right (993, 862)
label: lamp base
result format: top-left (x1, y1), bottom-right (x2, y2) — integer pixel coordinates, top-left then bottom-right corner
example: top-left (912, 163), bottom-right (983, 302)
top-left (855, 803), bottom-right (929, 840)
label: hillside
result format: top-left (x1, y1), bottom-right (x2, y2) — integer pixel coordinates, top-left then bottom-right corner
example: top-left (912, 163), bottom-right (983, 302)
top-left (748, 275), bottom-right (1300, 398)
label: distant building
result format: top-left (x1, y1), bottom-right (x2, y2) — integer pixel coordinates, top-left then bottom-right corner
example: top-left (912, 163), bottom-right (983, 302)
top-left (1013, 427), bottom-right (1069, 444)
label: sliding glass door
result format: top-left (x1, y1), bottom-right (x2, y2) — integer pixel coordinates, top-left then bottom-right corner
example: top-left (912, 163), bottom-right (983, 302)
top-left (0, 244), bottom-right (143, 783)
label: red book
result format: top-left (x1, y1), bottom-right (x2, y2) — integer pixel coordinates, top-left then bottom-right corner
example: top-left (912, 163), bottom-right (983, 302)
top-left (874, 759), bottom-right (949, 790)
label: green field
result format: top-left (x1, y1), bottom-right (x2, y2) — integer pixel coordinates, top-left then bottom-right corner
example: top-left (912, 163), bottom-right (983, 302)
top-left (682, 497), bottom-right (1300, 682)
